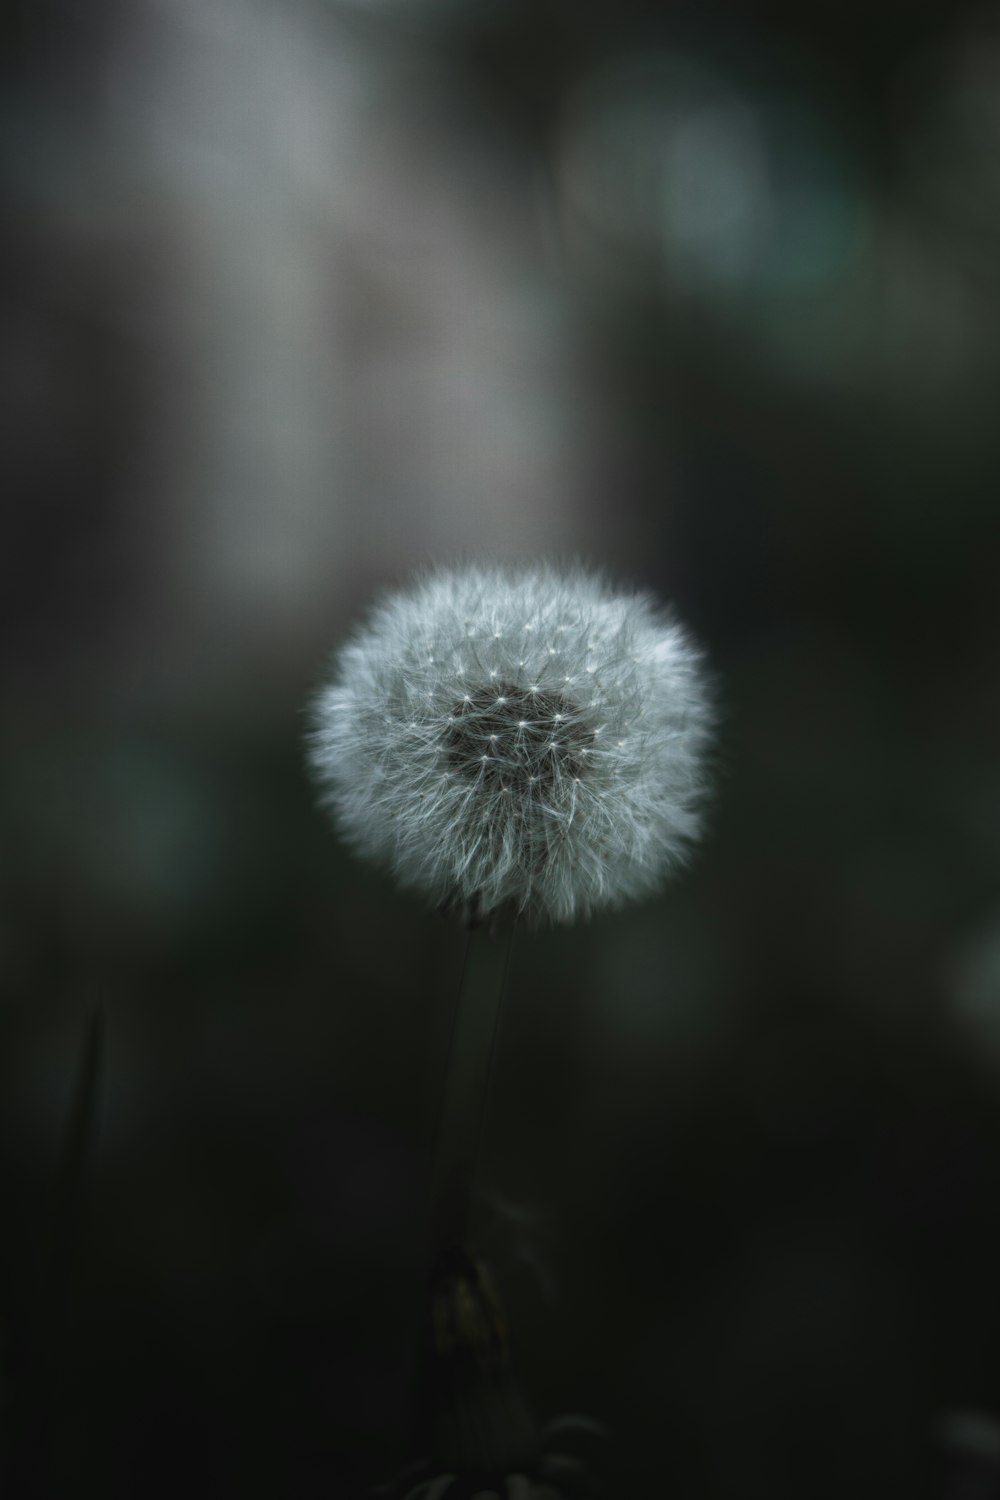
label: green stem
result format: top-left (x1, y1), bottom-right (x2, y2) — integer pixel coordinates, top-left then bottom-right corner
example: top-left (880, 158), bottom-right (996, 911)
top-left (430, 922), bottom-right (516, 1251)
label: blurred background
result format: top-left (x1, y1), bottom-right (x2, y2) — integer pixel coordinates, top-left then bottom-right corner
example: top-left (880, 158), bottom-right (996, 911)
top-left (3, 0), bottom-right (1000, 1494)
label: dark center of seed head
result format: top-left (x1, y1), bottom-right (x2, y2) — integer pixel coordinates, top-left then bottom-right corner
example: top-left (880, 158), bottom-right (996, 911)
top-left (444, 681), bottom-right (593, 787)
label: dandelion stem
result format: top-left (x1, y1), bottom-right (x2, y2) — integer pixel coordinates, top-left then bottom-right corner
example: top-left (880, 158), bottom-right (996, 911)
top-left (429, 919), bottom-right (516, 1252)
top-left (428, 924), bottom-right (474, 1195)
top-left (471, 922), bottom-right (515, 1194)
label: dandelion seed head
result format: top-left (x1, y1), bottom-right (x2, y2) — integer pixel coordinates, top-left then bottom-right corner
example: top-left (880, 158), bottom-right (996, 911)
top-left (307, 563), bottom-right (714, 925)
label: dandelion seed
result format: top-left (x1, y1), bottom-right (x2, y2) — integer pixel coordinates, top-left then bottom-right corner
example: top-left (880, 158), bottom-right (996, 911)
top-left (307, 563), bottom-right (714, 924)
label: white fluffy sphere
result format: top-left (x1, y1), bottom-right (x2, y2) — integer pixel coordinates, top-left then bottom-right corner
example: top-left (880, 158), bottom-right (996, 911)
top-left (308, 564), bottom-right (714, 925)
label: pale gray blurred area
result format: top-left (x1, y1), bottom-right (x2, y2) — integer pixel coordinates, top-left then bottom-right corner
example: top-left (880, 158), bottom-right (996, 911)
top-left (6, 0), bottom-right (617, 714)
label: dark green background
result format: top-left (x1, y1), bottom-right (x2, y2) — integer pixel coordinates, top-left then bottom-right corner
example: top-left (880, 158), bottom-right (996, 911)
top-left (3, 0), bottom-right (1000, 1494)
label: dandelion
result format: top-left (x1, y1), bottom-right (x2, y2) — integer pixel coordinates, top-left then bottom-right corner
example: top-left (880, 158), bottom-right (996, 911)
top-left (308, 564), bottom-right (702, 1491)
top-left (307, 563), bottom-right (713, 925)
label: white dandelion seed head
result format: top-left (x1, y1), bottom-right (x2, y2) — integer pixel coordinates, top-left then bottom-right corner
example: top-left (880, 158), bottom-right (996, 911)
top-left (307, 563), bottom-right (714, 925)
